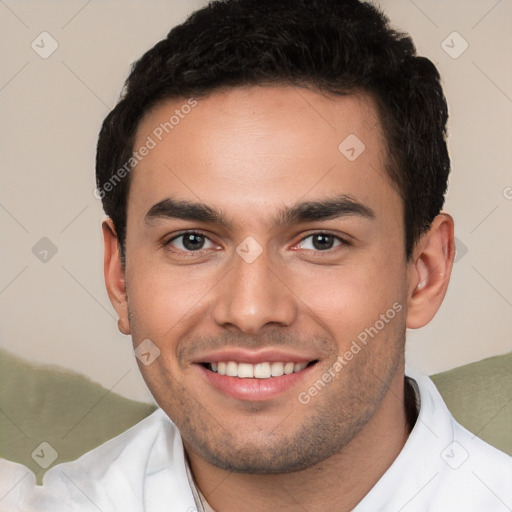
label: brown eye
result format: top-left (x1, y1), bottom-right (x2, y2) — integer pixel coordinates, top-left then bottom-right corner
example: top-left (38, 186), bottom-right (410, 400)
top-left (297, 233), bottom-right (346, 251)
top-left (167, 232), bottom-right (215, 252)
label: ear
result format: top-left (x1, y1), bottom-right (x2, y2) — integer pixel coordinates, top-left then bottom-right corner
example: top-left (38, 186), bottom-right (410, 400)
top-left (406, 213), bottom-right (455, 329)
top-left (102, 218), bottom-right (130, 335)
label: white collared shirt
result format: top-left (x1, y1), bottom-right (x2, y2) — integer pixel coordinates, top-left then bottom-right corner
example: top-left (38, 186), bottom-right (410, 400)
top-left (1, 372), bottom-right (511, 511)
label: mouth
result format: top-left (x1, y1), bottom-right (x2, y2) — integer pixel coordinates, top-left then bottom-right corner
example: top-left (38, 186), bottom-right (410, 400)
top-left (194, 352), bottom-right (319, 402)
top-left (201, 360), bottom-right (317, 378)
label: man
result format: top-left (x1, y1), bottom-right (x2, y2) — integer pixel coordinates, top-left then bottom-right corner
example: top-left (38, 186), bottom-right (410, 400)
top-left (1, 0), bottom-right (511, 510)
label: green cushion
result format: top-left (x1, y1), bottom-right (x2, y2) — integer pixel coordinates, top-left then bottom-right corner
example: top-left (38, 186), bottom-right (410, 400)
top-left (0, 349), bottom-right (156, 484)
top-left (1, 349), bottom-right (510, 484)
top-left (431, 352), bottom-right (512, 456)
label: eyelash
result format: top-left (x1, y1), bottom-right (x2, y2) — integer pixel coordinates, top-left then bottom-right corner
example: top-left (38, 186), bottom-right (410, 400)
top-left (164, 230), bottom-right (350, 256)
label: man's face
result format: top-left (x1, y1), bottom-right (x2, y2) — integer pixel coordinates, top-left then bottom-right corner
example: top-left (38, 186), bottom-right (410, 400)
top-left (122, 86), bottom-right (411, 472)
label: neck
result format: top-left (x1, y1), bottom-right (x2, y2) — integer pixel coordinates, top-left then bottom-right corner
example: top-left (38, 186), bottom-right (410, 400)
top-left (186, 371), bottom-right (413, 512)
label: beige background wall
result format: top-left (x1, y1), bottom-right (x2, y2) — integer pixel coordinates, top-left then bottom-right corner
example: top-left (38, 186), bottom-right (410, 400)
top-left (0, 0), bottom-right (510, 403)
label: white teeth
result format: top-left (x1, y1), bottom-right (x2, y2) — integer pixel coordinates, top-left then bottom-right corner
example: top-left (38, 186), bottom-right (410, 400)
top-left (254, 362), bottom-right (271, 378)
top-left (271, 362), bottom-right (284, 377)
top-left (237, 363), bottom-right (254, 378)
top-left (209, 361), bottom-right (310, 378)
top-left (226, 361), bottom-right (238, 377)
top-left (284, 362), bottom-right (295, 374)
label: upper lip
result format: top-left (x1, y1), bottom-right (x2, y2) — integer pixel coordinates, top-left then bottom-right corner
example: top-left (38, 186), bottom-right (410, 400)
top-left (192, 348), bottom-right (318, 365)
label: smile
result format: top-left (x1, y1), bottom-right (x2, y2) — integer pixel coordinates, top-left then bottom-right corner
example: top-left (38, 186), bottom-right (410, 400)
top-left (197, 357), bottom-right (319, 402)
top-left (205, 361), bottom-right (311, 378)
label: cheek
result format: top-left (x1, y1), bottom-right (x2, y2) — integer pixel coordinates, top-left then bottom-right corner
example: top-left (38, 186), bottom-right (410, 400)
top-left (136, 355), bottom-right (191, 416)
top-left (126, 254), bottom-right (215, 334)
top-left (288, 253), bottom-right (405, 341)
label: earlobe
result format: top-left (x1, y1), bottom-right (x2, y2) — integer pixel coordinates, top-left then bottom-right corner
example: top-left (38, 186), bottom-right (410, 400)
top-left (406, 214), bottom-right (455, 329)
top-left (102, 218), bottom-right (131, 335)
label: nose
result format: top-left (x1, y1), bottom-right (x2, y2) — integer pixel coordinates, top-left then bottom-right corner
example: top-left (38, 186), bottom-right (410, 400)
top-left (212, 247), bottom-right (298, 334)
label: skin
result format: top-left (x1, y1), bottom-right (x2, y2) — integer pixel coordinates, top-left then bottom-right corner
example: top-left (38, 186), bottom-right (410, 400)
top-left (103, 85), bottom-right (455, 512)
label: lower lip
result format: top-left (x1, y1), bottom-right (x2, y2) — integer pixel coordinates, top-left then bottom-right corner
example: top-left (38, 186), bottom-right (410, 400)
top-left (197, 364), bottom-right (316, 402)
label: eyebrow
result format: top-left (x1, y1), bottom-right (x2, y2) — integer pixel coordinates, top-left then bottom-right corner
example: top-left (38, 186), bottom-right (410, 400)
top-left (144, 193), bottom-right (375, 229)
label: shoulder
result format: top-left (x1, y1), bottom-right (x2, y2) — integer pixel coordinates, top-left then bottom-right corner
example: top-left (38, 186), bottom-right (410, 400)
top-left (45, 407), bottom-right (178, 491)
top-left (3, 409), bottom-right (188, 512)
top-left (414, 373), bottom-right (512, 511)
top-left (432, 417), bottom-right (512, 510)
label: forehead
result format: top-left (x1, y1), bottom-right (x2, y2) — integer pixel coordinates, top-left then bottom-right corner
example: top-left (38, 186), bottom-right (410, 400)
top-left (128, 85), bottom-right (396, 227)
